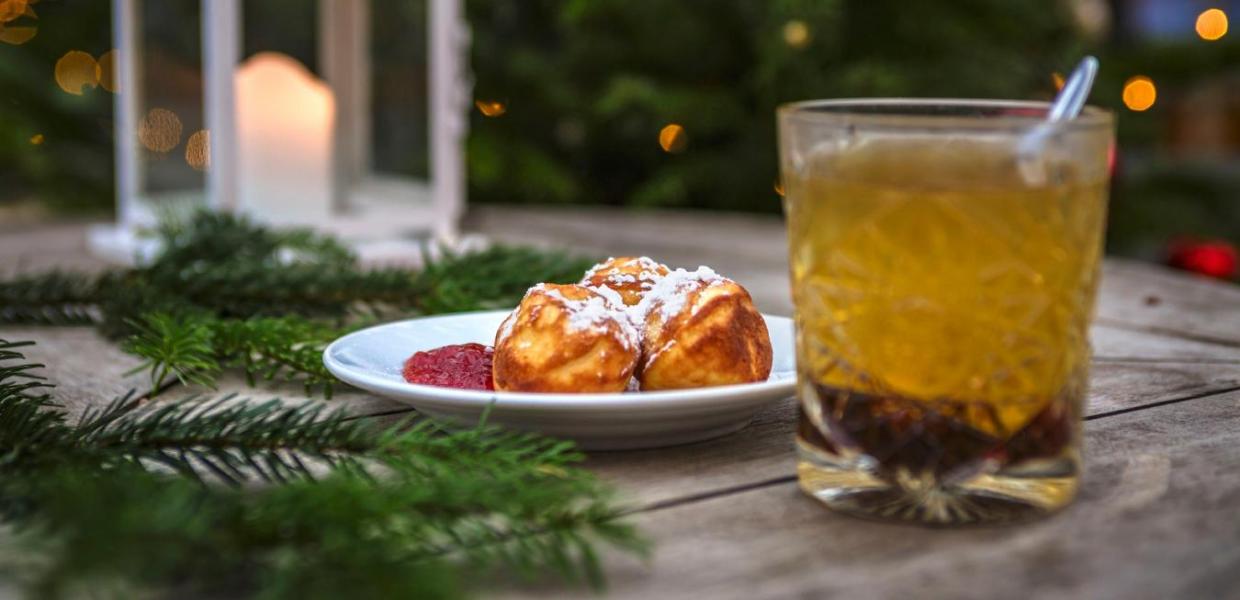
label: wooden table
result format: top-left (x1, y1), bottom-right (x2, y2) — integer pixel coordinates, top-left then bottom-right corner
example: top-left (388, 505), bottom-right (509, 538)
top-left (3, 209), bottom-right (1240, 599)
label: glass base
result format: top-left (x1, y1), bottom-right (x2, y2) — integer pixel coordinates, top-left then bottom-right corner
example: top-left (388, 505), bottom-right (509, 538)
top-left (797, 445), bottom-right (1079, 526)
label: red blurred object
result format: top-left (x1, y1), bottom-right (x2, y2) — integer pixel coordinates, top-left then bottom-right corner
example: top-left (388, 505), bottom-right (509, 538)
top-left (1166, 238), bottom-right (1238, 280)
top-left (402, 343), bottom-right (495, 390)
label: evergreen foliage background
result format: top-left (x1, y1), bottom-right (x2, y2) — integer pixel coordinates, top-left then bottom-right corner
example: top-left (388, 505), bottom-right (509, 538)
top-left (1, 0), bottom-right (1237, 264)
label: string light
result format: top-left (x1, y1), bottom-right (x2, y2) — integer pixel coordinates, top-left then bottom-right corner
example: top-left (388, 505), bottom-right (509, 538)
top-left (96, 49), bottom-right (119, 93)
top-left (658, 124), bottom-right (687, 153)
top-left (1121, 76), bottom-right (1156, 112)
top-left (0, 24), bottom-right (36, 45)
top-left (1196, 8), bottom-right (1228, 41)
top-left (1051, 72), bottom-right (1065, 91)
top-left (185, 129), bottom-right (210, 171)
top-left (0, 0), bottom-right (29, 23)
top-left (54, 51), bottom-right (99, 95)
top-left (29, 133), bottom-right (43, 145)
top-left (137, 108), bottom-right (183, 153)
top-left (783, 20), bottom-right (811, 49)
top-left (475, 100), bottom-right (507, 117)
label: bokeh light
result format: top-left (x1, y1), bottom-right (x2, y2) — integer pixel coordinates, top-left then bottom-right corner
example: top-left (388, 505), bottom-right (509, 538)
top-left (29, 133), bottom-right (43, 145)
top-left (1051, 72), bottom-right (1065, 91)
top-left (1122, 76), bottom-right (1157, 112)
top-left (0, 24), bottom-right (36, 45)
top-left (96, 49), bottom-right (119, 93)
top-left (54, 51), bottom-right (99, 96)
top-left (658, 124), bottom-right (687, 153)
top-left (0, 0), bottom-right (29, 23)
top-left (137, 108), bottom-right (183, 153)
top-left (1196, 8), bottom-right (1228, 41)
top-left (773, 179), bottom-right (785, 197)
top-left (185, 129), bottom-right (210, 171)
top-left (783, 20), bottom-right (811, 49)
top-left (475, 100), bottom-right (507, 117)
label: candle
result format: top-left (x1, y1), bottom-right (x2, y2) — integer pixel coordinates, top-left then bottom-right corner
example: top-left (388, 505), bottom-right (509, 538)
top-left (235, 52), bottom-right (334, 225)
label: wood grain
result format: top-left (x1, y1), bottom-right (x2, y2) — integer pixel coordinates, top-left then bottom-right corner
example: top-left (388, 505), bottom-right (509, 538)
top-left (0, 326), bottom-right (153, 420)
top-left (1097, 259), bottom-right (1240, 347)
top-left (506, 389), bottom-right (1240, 600)
top-left (577, 360), bottom-right (1240, 508)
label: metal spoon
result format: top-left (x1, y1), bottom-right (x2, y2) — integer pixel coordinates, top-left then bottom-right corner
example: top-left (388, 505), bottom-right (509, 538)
top-left (1017, 56), bottom-right (1099, 182)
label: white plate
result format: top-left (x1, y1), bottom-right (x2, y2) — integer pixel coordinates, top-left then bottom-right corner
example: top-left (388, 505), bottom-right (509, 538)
top-left (323, 310), bottom-right (796, 450)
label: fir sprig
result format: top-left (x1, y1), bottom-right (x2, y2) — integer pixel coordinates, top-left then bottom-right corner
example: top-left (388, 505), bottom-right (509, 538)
top-left (0, 341), bottom-right (645, 598)
top-left (0, 211), bottom-right (595, 396)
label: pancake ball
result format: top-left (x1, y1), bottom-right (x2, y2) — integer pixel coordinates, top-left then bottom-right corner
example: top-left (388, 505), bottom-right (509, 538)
top-left (637, 268), bottom-right (773, 391)
top-left (493, 283), bottom-right (640, 393)
top-left (581, 256), bottom-right (671, 306)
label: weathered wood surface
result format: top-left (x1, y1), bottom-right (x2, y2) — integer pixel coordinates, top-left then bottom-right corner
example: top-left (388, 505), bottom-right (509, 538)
top-left (564, 389), bottom-right (1240, 600)
top-left (1098, 259), bottom-right (1240, 347)
top-left (573, 359), bottom-right (1240, 509)
top-left (0, 326), bottom-right (155, 419)
top-left (1, 214), bottom-right (1239, 600)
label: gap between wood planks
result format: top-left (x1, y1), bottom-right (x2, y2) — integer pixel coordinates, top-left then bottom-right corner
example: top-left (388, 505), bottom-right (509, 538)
top-left (1095, 316), bottom-right (1240, 350)
top-left (620, 381), bottom-right (1240, 517)
top-left (141, 316), bottom-right (1240, 515)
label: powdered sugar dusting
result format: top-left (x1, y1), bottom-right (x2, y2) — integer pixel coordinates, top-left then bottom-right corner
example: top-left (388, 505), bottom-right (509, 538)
top-left (583, 256), bottom-right (669, 291)
top-left (536, 285), bottom-right (641, 350)
top-left (631, 266), bottom-right (725, 324)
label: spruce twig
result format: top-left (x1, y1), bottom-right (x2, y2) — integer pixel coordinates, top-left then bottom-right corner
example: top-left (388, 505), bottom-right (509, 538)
top-left (0, 341), bottom-right (644, 598)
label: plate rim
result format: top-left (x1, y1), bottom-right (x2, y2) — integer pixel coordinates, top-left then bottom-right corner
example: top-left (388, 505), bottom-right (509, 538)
top-left (323, 309), bottom-right (796, 411)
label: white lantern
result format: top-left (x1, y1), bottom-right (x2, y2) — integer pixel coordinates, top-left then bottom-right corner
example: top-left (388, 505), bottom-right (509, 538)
top-left (90, 0), bottom-right (471, 264)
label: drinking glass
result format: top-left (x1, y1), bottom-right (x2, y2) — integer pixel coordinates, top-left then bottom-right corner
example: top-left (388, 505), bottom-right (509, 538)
top-left (778, 99), bottom-right (1113, 525)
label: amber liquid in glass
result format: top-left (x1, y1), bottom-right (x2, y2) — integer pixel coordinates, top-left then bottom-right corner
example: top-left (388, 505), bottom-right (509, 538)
top-left (787, 137), bottom-right (1106, 524)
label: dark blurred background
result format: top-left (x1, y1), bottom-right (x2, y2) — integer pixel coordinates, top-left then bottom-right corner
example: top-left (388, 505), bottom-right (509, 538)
top-left (1, 0), bottom-right (1237, 276)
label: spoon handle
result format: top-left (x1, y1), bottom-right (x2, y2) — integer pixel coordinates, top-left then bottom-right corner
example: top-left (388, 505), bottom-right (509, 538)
top-left (1048, 56), bottom-right (1099, 122)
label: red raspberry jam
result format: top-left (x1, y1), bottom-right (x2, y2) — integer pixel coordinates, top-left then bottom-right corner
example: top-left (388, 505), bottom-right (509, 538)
top-left (402, 343), bottom-right (495, 391)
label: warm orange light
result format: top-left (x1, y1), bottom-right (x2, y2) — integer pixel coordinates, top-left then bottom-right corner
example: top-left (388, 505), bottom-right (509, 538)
top-left (1122, 76), bottom-right (1157, 112)
top-left (773, 179), bottom-right (785, 197)
top-left (185, 129), bottom-right (210, 171)
top-left (54, 51), bottom-right (98, 95)
top-left (96, 49), bottom-right (118, 93)
top-left (0, 24), bottom-right (35, 45)
top-left (1051, 72), bottom-right (1065, 91)
top-left (1196, 8), bottom-right (1228, 40)
top-left (138, 108), bottom-right (183, 153)
top-left (0, 0), bottom-right (29, 23)
top-left (475, 100), bottom-right (507, 117)
top-left (29, 133), bottom-right (43, 145)
top-left (783, 20), bottom-right (811, 49)
top-left (658, 124), bottom-right (687, 153)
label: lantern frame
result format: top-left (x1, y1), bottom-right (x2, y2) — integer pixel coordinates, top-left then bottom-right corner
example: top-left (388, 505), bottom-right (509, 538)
top-left (90, 0), bottom-right (471, 263)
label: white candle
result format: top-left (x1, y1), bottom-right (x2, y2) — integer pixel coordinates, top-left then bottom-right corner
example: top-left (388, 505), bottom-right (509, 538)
top-left (235, 52), bottom-right (335, 225)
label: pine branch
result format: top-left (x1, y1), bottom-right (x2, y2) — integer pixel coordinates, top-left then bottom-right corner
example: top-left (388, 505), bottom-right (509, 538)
top-left (413, 245), bottom-right (596, 314)
top-left (0, 271), bottom-right (101, 325)
top-left (122, 313), bottom-right (220, 390)
top-left (70, 394), bottom-right (375, 485)
top-left (0, 344), bottom-right (644, 597)
top-left (0, 340), bottom-right (68, 468)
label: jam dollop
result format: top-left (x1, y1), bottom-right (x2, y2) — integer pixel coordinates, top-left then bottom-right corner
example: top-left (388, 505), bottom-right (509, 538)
top-left (402, 343), bottom-right (495, 391)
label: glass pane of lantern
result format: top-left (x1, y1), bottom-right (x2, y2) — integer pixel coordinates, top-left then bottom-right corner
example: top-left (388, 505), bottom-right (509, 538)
top-left (241, 0), bottom-right (317, 72)
top-left (371, 1), bottom-right (430, 181)
top-left (133, 0), bottom-right (205, 219)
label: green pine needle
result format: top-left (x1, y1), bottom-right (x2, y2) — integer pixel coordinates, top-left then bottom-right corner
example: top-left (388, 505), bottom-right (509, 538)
top-left (0, 340), bottom-right (646, 598)
top-left (0, 211), bottom-right (596, 398)
top-left (123, 313), bottom-right (221, 390)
